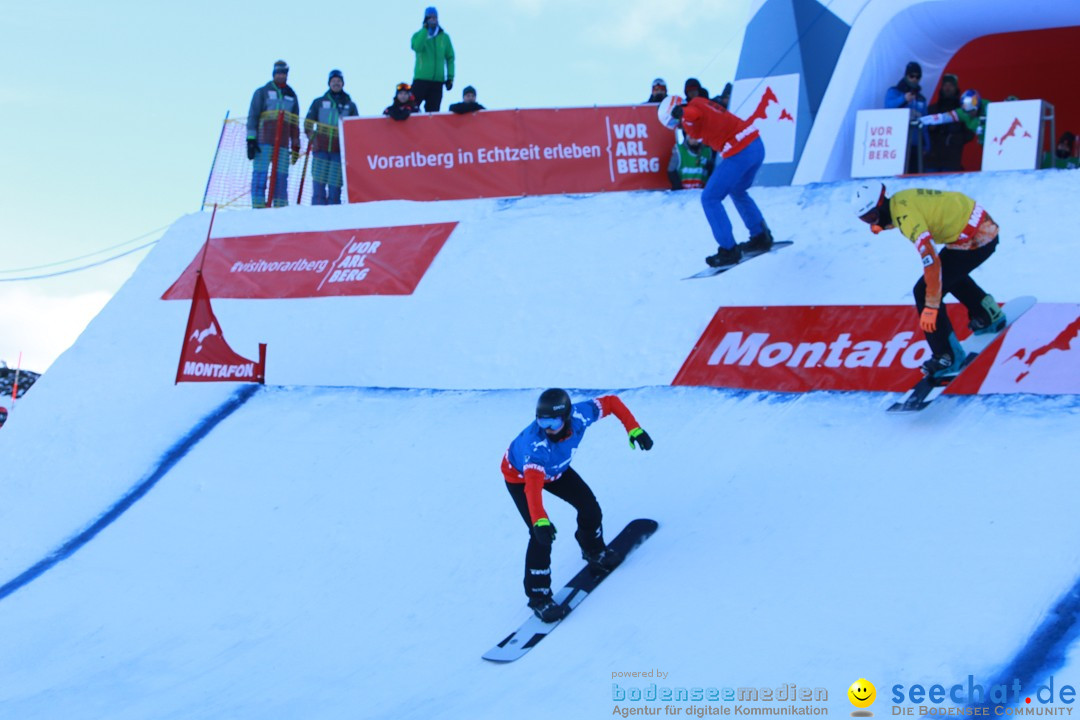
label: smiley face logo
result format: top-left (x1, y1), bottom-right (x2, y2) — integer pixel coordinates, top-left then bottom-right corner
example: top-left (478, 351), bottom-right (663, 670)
top-left (848, 678), bottom-right (876, 711)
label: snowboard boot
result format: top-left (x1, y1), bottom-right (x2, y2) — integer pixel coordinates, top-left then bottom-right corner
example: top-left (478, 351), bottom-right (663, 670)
top-left (740, 225), bottom-right (774, 255)
top-left (969, 294), bottom-right (1006, 335)
top-left (583, 546), bottom-right (623, 576)
top-left (920, 334), bottom-right (967, 379)
top-left (705, 244), bottom-right (742, 268)
top-left (528, 594), bottom-right (567, 623)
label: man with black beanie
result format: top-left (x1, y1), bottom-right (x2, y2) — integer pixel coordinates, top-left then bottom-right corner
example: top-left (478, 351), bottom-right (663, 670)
top-left (246, 60), bottom-right (301, 208)
top-left (449, 85), bottom-right (485, 114)
top-left (304, 69), bottom-right (359, 205)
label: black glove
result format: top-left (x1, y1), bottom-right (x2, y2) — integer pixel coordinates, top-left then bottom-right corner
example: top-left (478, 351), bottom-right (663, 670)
top-left (629, 427), bottom-right (653, 451)
top-left (671, 104), bottom-right (684, 120)
top-left (291, 149), bottom-right (300, 165)
top-left (246, 138), bottom-right (259, 161)
top-left (445, 79), bottom-right (453, 91)
top-left (531, 518), bottom-right (556, 547)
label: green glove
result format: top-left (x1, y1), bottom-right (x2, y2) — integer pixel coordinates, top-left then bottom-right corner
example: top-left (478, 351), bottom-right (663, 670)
top-left (531, 517), bottom-right (556, 546)
top-left (629, 427), bottom-right (653, 451)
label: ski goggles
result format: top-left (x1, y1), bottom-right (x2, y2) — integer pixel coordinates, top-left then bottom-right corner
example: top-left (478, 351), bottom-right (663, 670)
top-left (858, 207), bottom-right (880, 225)
top-left (536, 416), bottom-right (564, 431)
top-left (396, 82), bottom-right (411, 93)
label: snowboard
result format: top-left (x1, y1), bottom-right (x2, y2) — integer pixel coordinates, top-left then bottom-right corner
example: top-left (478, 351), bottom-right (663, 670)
top-left (888, 296), bottom-right (1036, 413)
top-left (684, 241), bottom-right (794, 279)
top-left (481, 518), bottom-right (658, 663)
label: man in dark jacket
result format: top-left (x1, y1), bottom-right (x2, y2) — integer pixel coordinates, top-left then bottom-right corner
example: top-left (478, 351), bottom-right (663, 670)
top-left (384, 82), bottom-right (420, 121)
top-left (304, 69), bottom-right (359, 205)
top-left (644, 78), bottom-right (667, 104)
top-left (711, 82), bottom-right (733, 109)
top-left (411, 6), bottom-right (455, 112)
top-left (885, 61), bottom-right (929, 174)
top-left (923, 74), bottom-right (972, 172)
top-left (684, 77), bottom-right (710, 102)
top-left (246, 60), bottom-right (301, 208)
top-left (448, 85), bottom-right (485, 114)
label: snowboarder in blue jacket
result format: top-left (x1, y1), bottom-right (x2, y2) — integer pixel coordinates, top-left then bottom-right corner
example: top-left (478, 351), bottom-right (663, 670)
top-left (501, 388), bottom-right (653, 621)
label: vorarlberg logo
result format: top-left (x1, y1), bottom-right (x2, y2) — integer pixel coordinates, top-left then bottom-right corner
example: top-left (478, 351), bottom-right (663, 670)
top-left (891, 676), bottom-right (1076, 715)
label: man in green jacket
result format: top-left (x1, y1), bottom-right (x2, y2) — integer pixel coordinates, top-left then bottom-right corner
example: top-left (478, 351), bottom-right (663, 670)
top-left (411, 6), bottom-right (455, 112)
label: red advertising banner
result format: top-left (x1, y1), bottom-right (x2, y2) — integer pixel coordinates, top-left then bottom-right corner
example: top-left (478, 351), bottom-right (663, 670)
top-left (674, 304), bottom-right (967, 392)
top-left (176, 273), bottom-right (265, 384)
top-left (341, 106), bottom-right (673, 203)
top-left (947, 303), bottom-right (1080, 395)
top-left (162, 223), bottom-right (456, 299)
top-left (674, 303), bottom-right (1080, 395)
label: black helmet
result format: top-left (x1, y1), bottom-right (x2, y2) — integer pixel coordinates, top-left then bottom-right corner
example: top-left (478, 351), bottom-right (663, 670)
top-left (536, 388), bottom-right (572, 423)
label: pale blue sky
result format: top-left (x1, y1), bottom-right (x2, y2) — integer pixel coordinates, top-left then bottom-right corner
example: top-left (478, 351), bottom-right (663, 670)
top-left (0, 0), bottom-right (752, 371)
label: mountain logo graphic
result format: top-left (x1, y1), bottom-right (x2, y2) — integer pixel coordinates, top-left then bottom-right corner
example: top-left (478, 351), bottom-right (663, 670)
top-left (993, 118), bottom-right (1032, 155)
top-left (189, 321), bottom-right (218, 353)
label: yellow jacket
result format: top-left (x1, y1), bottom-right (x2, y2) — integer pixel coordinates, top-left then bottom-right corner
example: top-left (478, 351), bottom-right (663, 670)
top-left (888, 189), bottom-right (998, 307)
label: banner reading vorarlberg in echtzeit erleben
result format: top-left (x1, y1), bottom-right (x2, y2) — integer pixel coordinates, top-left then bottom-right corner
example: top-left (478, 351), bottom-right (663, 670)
top-left (341, 105), bottom-right (674, 202)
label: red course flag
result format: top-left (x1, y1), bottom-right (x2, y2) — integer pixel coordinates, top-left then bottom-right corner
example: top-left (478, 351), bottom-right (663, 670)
top-left (175, 273), bottom-right (266, 384)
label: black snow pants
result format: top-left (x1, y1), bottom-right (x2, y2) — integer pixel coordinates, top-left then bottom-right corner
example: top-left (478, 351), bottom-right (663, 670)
top-left (410, 79), bottom-right (444, 112)
top-left (505, 467), bottom-right (605, 600)
top-left (913, 237), bottom-right (998, 355)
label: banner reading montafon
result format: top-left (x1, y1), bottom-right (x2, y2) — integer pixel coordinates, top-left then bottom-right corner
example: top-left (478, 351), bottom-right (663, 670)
top-left (175, 273), bottom-right (265, 384)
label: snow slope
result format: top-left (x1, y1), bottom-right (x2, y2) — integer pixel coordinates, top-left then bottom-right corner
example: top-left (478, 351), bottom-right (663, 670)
top-left (0, 168), bottom-right (1078, 719)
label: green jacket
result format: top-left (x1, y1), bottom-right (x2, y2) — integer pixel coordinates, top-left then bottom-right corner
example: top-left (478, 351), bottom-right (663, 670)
top-left (411, 26), bottom-right (455, 82)
top-left (955, 100), bottom-right (988, 144)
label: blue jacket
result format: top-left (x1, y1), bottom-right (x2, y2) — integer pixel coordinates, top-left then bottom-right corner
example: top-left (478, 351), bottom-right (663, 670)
top-left (501, 395), bottom-right (642, 524)
top-left (505, 399), bottom-right (602, 481)
top-left (885, 79), bottom-right (929, 149)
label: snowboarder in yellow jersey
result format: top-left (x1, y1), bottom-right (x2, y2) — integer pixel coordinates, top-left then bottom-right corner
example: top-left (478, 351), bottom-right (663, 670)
top-left (852, 183), bottom-right (1005, 378)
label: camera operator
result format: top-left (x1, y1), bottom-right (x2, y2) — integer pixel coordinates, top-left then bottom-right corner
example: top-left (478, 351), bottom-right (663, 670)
top-left (885, 61), bottom-right (929, 173)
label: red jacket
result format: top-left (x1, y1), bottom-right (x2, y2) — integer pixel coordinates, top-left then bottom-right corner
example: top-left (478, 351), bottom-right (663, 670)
top-left (680, 93), bottom-right (771, 158)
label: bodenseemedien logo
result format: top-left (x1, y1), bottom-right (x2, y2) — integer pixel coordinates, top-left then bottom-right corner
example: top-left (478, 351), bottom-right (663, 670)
top-left (849, 678), bottom-right (876, 717)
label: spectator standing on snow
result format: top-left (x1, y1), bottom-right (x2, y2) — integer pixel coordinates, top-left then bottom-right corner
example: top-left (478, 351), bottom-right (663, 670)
top-left (304, 69), bottom-right (359, 205)
top-left (246, 60), bottom-right (301, 208)
top-left (411, 6), bottom-right (455, 112)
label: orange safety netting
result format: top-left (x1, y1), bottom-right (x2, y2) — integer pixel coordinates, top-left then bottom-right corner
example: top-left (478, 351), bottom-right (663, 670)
top-left (202, 113), bottom-right (346, 210)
